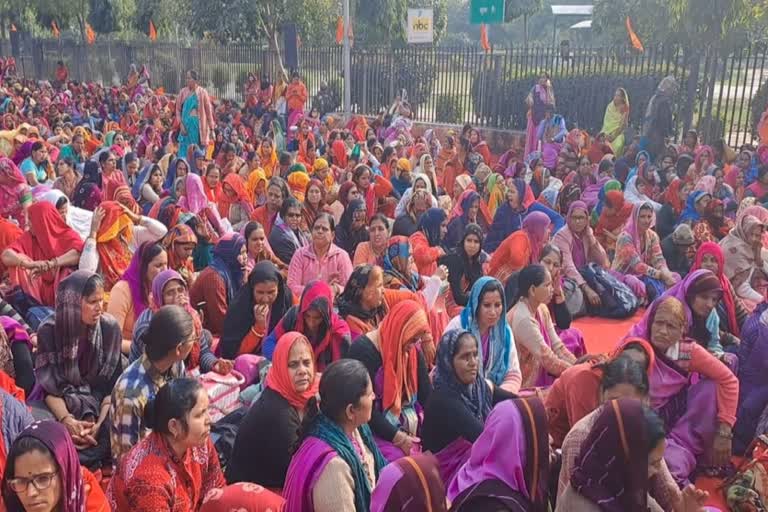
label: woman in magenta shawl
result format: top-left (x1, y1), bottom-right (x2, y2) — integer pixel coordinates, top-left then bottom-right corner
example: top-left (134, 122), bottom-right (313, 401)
top-left (283, 359), bottom-right (386, 512)
top-left (447, 397), bottom-right (550, 511)
top-left (626, 296), bottom-right (739, 484)
top-left (524, 73), bottom-right (556, 158)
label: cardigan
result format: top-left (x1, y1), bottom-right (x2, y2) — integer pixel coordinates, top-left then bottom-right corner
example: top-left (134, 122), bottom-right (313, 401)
top-left (287, 243), bottom-right (353, 298)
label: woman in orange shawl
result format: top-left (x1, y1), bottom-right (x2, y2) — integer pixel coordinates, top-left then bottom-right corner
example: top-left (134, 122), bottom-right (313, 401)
top-left (2, 202), bottom-right (84, 306)
top-left (594, 189), bottom-right (634, 259)
top-left (487, 211), bottom-right (551, 284)
top-left (93, 201), bottom-right (135, 290)
top-left (246, 167), bottom-right (268, 206)
top-left (164, 223), bottom-right (198, 286)
top-left (202, 164), bottom-right (223, 203)
top-left (258, 139), bottom-right (278, 178)
top-left (346, 299), bottom-right (432, 461)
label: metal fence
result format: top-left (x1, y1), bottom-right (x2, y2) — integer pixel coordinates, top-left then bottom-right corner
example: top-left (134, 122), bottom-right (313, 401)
top-left (12, 37), bottom-right (768, 147)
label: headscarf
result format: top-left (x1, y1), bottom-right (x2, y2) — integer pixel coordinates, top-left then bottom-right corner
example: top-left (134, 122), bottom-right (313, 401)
top-left (335, 198), bottom-right (369, 256)
top-left (331, 139), bottom-right (348, 169)
top-left (370, 454), bottom-right (447, 512)
top-left (179, 172), bottom-right (211, 215)
top-left (720, 213), bottom-right (764, 286)
top-left (112, 184), bottom-right (140, 214)
top-left (94, 201), bottom-right (134, 290)
top-left (35, 271), bottom-right (122, 416)
top-left (622, 202), bottom-right (656, 255)
top-left (121, 241), bottom-right (160, 319)
top-left (659, 269), bottom-right (723, 346)
top-left (265, 332), bottom-right (320, 410)
top-left (417, 207), bottom-right (446, 247)
top-left (678, 190), bottom-right (710, 224)
top-left (163, 157), bottom-right (189, 191)
top-left (693, 241), bottom-right (739, 336)
top-left (595, 190), bottom-right (633, 237)
top-left (72, 181), bottom-right (103, 211)
top-left (379, 300), bottom-right (429, 417)
top-left (219, 173), bottom-right (254, 219)
top-left (662, 178), bottom-right (686, 216)
top-left (522, 211), bottom-right (552, 263)
top-left (164, 223), bottom-right (197, 275)
top-left (201, 483), bottom-right (285, 512)
top-left (301, 178), bottom-right (327, 229)
top-left (570, 399), bottom-right (651, 512)
top-left (286, 170), bottom-right (310, 203)
top-left (271, 281), bottom-right (351, 370)
top-left (1, 421), bottom-right (86, 512)
top-left (209, 233), bottom-right (246, 303)
top-left (449, 190), bottom-right (480, 222)
top-left (447, 398), bottom-right (550, 511)
top-left (382, 236), bottom-right (419, 292)
top-left (591, 179), bottom-right (622, 222)
top-left (459, 277), bottom-right (512, 385)
top-left (694, 175), bottom-right (716, 194)
top-left (433, 329), bottom-right (492, 421)
top-left (245, 167), bottom-right (268, 204)
top-left (219, 261), bottom-right (293, 359)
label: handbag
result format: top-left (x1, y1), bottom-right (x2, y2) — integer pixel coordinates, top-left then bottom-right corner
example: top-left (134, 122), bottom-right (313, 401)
top-left (562, 277), bottom-right (587, 318)
top-left (200, 370), bottom-right (246, 422)
top-left (580, 263), bottom-right (639, 319)
top-left (725, 434), bottom-right (768, 511)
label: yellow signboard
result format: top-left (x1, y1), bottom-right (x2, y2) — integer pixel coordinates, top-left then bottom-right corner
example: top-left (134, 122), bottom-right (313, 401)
top-left (407, 8), bottom-right (434, 44)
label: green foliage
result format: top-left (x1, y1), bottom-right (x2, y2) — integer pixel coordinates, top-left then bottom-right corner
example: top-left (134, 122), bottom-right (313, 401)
top-left (505, 0), bottom-right (543, 21)
top-left (353, 0), bottom-right (448, 46)
top-left (435, 93), bottom-right (464, 123)
top-left (88, 0), bottom-right (136, 34)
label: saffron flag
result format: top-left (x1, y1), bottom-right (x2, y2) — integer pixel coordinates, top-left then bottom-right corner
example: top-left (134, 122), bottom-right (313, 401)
top-left (149, 20), bottom-right (157, 41)
top-left (625, 16), bottom-right (644, 52)
top-left (480, 24), bottom-right (490, 52)
top-left (336, 16), bottom-right (343, 45)
top-left (51, 21), bottom-right (61, 39)
top-left (85, 22), bottom-right (96, 44)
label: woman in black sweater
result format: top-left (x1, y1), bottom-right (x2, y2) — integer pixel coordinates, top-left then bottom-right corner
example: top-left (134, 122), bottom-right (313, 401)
top-left (421, 328), bottom-right (516, 483)
top-left (226, 332), bottom-right (319, 488)
top-left (345, 299), bottom-right (432, 461)
top-left (439, 223), bottom-right (488, 317)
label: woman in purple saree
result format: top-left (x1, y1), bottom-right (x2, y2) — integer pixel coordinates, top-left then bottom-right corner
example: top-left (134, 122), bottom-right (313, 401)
top-left (524, 73), bottom-right (556, 158)
top-left (628, 296), bottom-right (739, 484)
top-left (421, 329), bottom-right (517, 486)
top-left (283, 359), bottom-right (387, 512)
top-left (447, 397), bottom-right (550, 511)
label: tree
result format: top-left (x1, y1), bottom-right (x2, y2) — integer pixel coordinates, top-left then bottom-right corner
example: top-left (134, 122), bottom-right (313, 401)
top-left (353, 0), bottom-right (448, 46)
top-left (505, 0), bottom-right (544, 43)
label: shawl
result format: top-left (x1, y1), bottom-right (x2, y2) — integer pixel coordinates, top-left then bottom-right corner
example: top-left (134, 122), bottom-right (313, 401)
top-left (433, 328), bottom-right (492, 421)
top-left (378, 300), bottom-right (429, 417)
top-left (449, 190), bottom-right (481, 223)
top-left (591, 179), bottom-right (622, 222)
top-left (258, 145), bottom-right (278, 178)
top-left (570, 399), bottom-right (650, 512)
top-left (219, 173), bottom-right (253, 219)
top-left (35, 271), bottom-right (122, 417)
top-left (264, 332), bottom-right (320, 410)
top-left (601, 89), bottom-right (629, 137)
top-left (370, 454), bottom-right (447, 512)
top-left (1, 421), bottom-right (86, 512)
top-left (720, 213), bottom-right (764, 283)
top-left (383, 236), bottom-right (420, 292)
top-left (94, 201), bottom-right (134, 290)
top-left (447, 398), bottom-right (550, 511)
top-left (285, 414), bottom-right (386, 512)
top-left (271, 281), bottom-right (351, 370)
top-left (219, 261), bottom-right (293, 359)
top-left (662, 178), bottom-right (685, 216)
top-left (334, 199), bottom-right (369, 256)
top-left (678, 190), bottom-right (710, 224)
top-left (615, 201), bottom-right (656, 259)
top-left (417, 207), bottom-right (447, 247)
top-left (595, 190), bottom-right (633, 238)
top-left (302, 178), bottom-right (327, 229)
top-left (10, 201), bottom-right (84, 261)
top-left (200, 483), bottom-right (285, 512)
top-left (658, 269), bottom-right (722, 347)
top-left (209, 233), bottom-right (246, 304)
top-left (180, 172), bottom-right (213, 216)
top-left (164, 223), bottom-right (197, 277)
top-left (459, 277), bottom-right (512, 385)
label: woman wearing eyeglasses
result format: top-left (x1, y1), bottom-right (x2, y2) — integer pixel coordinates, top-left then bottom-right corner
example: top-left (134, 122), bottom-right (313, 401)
top-left (267, 197), bottom-right (309, 266)
top-left (1, 421), bottom-right (109, 512)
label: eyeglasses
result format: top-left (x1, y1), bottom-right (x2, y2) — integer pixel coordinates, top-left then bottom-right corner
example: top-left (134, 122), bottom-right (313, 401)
top-left (286, 212), bottom-right (302, 218)
top-left (7, 472), bottom-right (58, 493)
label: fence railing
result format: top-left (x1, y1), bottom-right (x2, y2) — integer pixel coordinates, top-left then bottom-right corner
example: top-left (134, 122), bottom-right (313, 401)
top-left (11, 37), bottom-right (768, 147)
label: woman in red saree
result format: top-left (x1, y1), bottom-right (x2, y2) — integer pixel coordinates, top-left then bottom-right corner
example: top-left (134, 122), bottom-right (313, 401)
top-left (2, 202), bottom-right (83, 306)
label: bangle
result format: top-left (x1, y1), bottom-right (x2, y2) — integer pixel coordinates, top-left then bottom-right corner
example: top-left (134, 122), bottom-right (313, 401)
top-left (58, 414), bottom-right (72, 424)
top-left (717, 429), bottom-right (733, 439)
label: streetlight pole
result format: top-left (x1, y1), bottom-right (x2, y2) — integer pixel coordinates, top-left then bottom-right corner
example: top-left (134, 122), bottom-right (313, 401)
top-left (343, 0), bottom-right (351, 121)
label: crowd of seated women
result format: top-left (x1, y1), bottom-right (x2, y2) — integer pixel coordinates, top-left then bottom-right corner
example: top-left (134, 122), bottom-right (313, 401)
top-left (0, 71), bottom-right (764, 511)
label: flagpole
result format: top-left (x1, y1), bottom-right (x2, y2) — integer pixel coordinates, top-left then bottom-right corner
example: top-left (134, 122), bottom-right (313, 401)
top-left (343, 0), bottom-right (351, 122)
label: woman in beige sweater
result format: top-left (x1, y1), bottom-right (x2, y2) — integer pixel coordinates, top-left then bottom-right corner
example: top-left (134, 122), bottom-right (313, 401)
top-left (283, 359), bottom-right (387, 512)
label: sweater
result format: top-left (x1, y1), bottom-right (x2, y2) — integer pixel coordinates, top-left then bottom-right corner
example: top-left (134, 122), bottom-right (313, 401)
top-left (226, 387), bottom-right (301, 488)
top-left (287, 243), bottom-right (353, 298)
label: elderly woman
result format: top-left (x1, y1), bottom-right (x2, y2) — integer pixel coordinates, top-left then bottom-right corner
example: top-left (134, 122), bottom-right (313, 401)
top-left (628, 296), bottom-right (739, 484)
top-left (34, 270), bottom-right (122, 469)
top-left (392, 188), bottom-right (432, 238)
top-left (720, 210), bottom-right (768, 308)
top-left (612, 202), bottom-right (679, 302)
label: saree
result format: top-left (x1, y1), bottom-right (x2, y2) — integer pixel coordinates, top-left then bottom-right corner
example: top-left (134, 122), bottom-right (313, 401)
top-left (177, 92), bottom-right (200, 159)
top-left (601, 89), bottom-right (630, 156)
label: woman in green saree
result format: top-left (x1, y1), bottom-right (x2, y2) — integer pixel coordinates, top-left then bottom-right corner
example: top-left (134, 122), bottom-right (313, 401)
top-left (601, 87), bottom-right (630, 157)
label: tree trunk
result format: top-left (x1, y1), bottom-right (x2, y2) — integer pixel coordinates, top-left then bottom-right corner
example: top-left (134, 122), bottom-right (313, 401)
top-left (524, 14), bottom-right (529, 45)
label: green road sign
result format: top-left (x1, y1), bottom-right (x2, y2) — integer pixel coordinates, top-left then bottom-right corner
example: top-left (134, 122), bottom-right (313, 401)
top-left (470, 0), bottom-right (505, 24)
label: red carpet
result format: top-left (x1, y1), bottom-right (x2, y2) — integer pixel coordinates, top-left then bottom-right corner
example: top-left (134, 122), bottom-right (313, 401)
top-left (572, 311), bottom-right (731, 510)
